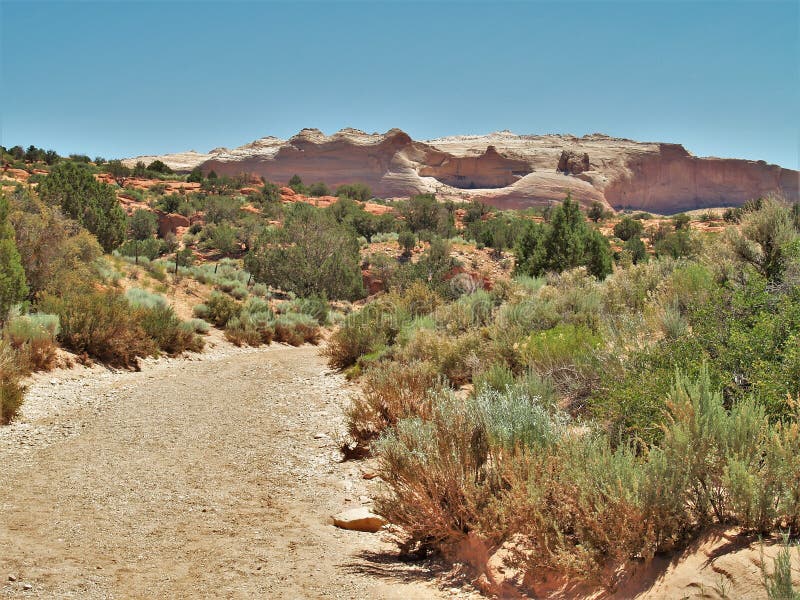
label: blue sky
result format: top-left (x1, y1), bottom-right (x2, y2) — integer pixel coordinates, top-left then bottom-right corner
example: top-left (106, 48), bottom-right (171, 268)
top-left (1, 1), bottom-right (797, 168)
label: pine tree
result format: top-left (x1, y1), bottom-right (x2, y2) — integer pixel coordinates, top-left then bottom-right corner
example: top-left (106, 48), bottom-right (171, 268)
top-left (38, 162), bottom-right (127, 252)
top-left (0, 195), bottom-right (28, 321)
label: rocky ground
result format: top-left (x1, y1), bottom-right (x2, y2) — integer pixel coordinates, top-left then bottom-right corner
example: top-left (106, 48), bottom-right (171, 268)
top-left (0, 341), bottom-right (480, 599)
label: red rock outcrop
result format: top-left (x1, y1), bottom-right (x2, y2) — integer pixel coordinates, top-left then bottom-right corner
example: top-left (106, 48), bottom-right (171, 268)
top-left (126, 129), bottom-right (798, 214)
top-left (157, 212), bottom-right (190, 238)
top-left (557, 150), bottom-right (590, 174)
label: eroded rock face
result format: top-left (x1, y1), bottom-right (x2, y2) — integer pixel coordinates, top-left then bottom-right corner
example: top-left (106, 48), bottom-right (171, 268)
top-left (557, 150), bottom-right (590, 174)
top-left (126, 129), bottom-right (798, 214)
top-left (419, 145), bottom-right (532, 189)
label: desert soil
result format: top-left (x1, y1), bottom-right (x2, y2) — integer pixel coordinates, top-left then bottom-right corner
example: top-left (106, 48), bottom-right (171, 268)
top-left (0, 340), bottom-right (478, 599)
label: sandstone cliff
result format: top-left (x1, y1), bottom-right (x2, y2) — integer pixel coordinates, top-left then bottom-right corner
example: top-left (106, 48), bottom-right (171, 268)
top-left (124, 129), bottom-right (798, 214)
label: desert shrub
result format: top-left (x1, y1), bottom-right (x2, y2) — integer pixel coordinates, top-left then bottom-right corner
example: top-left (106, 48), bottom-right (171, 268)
top-left (346, 360), bottom-right (440, 447)
top-left (285, 294), bottom-right (329, 324)
top-left (375, 387), bottom-right (566, 553)
top-left (473, 362), bottom-right (515, 393)
top-left (245, 204), bottom-right (365, 300)
top-left (541, 268), bottom-right (603, 331)
top-left (521, 323), bottom-right (603, 396)
top-left (184, 318), bottom-right (210, 334)
top-left (4, 313), bottom-right (60, 372)
top-left (251, 283), bottom-right (270, 298)
top-left (433, 300), bottom-right (476, 335)
top-left (376, 367), bottom-right (800, 586)
top-left (398, 230), bottom-right (416, 256)
top-left (224, 307), bottom-right (275, 346)
top-left (623, 236), bottom-right (648, 264)
top-left (399, 193), bottom-right (455, 237)
top-left (396, 315), bottom-right (436, 347)
top-left (456, 289), bottom-right (494, 326)
top-left (398, 280), bottom-right (442, 316)
top-left (308, 181), bottom-right (331, 197)
top-left (137, 304), bottom-right (203, 355)
top-left (224, 315), bottom-right (266, 346)
top-left (192, 303), bottom-right (209, 319)
top-left (243, 296), bottom-right (273, 316)
top-left (372, 232), bottom-right (399, 244)
top-left (39, 286), bottom-right (156, 368)
top-left (125, 287), bottom-right (168, 310)
top-left (660, 262), bottom-right (714, 312)
top-left (324, 299), bottom-right (410, 370)
top-left (512, 274), bottom-right (546, 295)
top-left (202, 292), bottom-right (241, 327)
top-left (654, 230), bottom-right (699, 258)
top-left (601, 258), bottom-right (675, 313)
top-left (658, 302), bottom-right (689, 339)
top-left (730, 199), bottom-right (799, 281)
top-left (672, 213), bottom-right (691, 230)
top-left (336, 183), bottom-right (372, 202)
top-left (515, 194), bottom-right (613, 280)
top-left (652, 369), bottom-right (800, 533)
top-left (0, 338), bottom-right (25, 424)
top-left (116, 238), bottom-right (164, 262)
top-left (398, 327), bottom-right (483, 386)
top-left (274, 313), bottom-right (320, 346)
top-left (761, 534), bottom-right (800, 600)
top-left (614, 216), bottom-right (645, 241)
top-left (0, 196), bottom-right (28, 319)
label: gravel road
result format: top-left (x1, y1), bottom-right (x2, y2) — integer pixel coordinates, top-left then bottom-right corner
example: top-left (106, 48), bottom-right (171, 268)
top-left (0, 344), bottom-right (477, 599)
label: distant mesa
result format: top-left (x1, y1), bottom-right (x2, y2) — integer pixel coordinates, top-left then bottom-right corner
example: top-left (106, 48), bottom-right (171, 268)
top-left (123, 128), bottom-right (799, 214)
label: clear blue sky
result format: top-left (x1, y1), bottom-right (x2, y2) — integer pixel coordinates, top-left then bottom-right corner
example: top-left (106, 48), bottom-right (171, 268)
top-left (1, 1), bottom-right (798, 168)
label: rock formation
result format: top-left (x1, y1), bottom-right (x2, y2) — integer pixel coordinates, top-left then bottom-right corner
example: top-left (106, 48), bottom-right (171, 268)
top-left (124, 129), bottom-right (799, 214)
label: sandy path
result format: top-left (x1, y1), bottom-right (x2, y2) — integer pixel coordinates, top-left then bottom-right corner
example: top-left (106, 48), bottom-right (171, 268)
top-left (0, 345), bottom-right (474, 599)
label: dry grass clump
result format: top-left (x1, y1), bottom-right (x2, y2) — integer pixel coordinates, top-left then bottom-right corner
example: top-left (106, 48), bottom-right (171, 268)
top-left (4, 313), bottom-right (60, 372)
top-left (345, 360), bottom-right (440, 447)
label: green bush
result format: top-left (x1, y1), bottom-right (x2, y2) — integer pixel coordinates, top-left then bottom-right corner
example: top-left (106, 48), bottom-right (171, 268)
top-left (245, 204), bottom-right (365, 300)
top-left (522, 323), bottom-right (603, 395)
top-left (336, 183), bottom-right (372, 202)
top-left (515, 194), bottom-right (613, 280)
top-left (38, 161), bottom-right (127, 252)
top-left (137, 303), bottom-right (204, 356)
top-left (324, 299), bottom-right (409, 370)
top-left (614, 216), bottom-right (645, 241)
top-left (0, 338), bottom-right (26, 424)
top-left (202, 292), bottom-right (241, 327)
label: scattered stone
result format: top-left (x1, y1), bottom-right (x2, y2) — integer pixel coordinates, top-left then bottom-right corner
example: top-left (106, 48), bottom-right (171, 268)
top-left (8, 575), bottom-right (16, 582)
top-left (22, 583), bottom-right (32, 590)
top-left (332, 507), bottom-right (387, 533)
top-left (362, 472), bottom-right (378, 480)
top-left (313, 433), bottom-right (327, 440)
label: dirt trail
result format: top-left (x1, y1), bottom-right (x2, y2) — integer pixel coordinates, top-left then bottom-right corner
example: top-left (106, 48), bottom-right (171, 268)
top-left (0, 344), bottom-right (474, 599)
